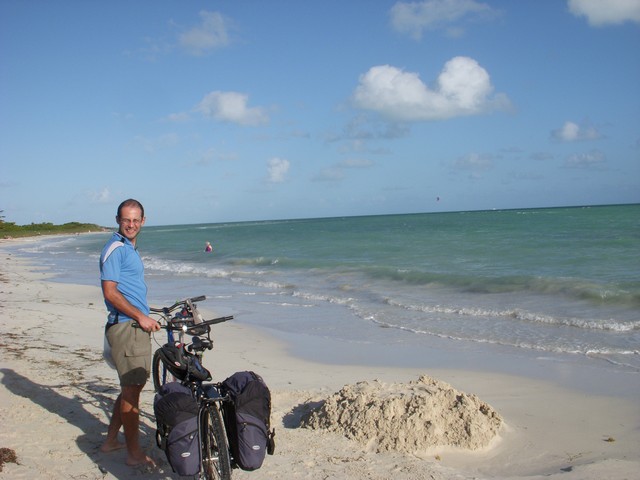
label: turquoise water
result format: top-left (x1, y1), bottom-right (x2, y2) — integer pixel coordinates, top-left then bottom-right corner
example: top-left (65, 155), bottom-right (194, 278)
top-left (11, 204), bottom-right (640, 372)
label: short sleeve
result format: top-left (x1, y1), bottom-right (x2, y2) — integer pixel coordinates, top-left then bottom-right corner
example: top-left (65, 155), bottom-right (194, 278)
top-left (100, 244), bottom-right (123, 282)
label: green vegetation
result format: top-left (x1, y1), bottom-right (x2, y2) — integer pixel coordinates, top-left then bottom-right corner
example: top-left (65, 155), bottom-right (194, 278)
top-left (0, 211), bottom-right (105, 238)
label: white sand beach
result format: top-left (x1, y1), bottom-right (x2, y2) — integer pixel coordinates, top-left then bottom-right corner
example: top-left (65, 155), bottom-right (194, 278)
top-left (1, 238), bottom-right (639, 479)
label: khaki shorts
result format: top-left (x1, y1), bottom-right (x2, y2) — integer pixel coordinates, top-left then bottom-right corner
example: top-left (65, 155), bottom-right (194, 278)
top-left (105, 321), bottom-right (151, 386)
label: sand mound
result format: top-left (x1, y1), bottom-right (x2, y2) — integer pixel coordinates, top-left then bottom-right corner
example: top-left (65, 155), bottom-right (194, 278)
top-left (301, 375), bottom-right (502, 453)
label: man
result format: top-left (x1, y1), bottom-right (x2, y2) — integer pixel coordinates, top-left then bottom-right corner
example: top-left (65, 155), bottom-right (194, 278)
top-left (99, 199), bottom-right (160, 467)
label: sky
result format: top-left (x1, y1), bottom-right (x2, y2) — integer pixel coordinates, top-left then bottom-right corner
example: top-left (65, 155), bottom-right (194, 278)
top-left (1, 0), bottom-right (639, 226)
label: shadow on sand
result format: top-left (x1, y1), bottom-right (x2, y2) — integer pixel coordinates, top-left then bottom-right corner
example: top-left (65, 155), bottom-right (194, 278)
top-left (0, 368), bottom-right (175, 479)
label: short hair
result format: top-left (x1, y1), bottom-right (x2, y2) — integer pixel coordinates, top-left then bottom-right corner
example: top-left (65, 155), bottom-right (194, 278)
top-left (117, 199), bottom-right (145, 219)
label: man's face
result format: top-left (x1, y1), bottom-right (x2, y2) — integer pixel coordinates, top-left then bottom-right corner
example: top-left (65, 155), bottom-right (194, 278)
top-left (117, 205), bottom-right (145, 242)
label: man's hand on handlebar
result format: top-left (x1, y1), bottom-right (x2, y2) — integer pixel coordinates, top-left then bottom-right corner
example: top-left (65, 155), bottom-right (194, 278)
top-left (137, 315), bottom-right (162, 333)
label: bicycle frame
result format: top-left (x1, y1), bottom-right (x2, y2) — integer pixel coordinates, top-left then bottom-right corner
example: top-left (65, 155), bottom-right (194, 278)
top-left (149, 296), bottom-right (234, 479)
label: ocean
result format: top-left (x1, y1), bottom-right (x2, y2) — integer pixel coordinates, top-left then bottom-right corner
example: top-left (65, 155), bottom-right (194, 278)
top-left (8, 204), bottom-right (640, 376)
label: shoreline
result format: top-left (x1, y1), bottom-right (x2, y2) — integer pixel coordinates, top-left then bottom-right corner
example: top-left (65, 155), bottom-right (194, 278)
top-left (1, 241), bottom-right (639, 479)
top-left (270, 325), bottom-right (640, 400)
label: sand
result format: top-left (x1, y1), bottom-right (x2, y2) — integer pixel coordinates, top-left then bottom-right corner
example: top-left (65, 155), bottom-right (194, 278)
top-left (300, 375), bottom-right (503, 453)
top-left (1, 238), bottom-right (639, 480)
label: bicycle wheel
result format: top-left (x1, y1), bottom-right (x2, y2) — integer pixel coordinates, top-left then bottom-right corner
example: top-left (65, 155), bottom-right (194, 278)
top-left (152, 348), bottom-right (168, 392)
top-left (201, 404), bottom-right (232, 480)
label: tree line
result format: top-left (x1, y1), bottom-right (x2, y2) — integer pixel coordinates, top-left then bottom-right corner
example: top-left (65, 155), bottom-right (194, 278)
top-left (1, 210), bottom-right (104, 238)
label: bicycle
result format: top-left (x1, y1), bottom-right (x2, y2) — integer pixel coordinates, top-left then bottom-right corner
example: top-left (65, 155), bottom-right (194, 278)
top-left (148, 296), bottom-right (234, 480)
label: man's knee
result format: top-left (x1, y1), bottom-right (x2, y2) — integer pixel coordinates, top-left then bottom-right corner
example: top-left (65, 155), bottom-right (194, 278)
top-left (121, 384), bottom-right (144, 408)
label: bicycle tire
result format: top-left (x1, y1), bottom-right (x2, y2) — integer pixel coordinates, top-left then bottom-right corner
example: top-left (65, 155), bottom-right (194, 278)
top-left (152, 348), bottom-right (168, 392)
top-left (201, 404), bottom-right (232, 480)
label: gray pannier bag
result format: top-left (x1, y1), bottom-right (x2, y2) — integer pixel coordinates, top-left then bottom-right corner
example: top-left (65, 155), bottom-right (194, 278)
top-left (154, 382), bottom-right (201, 476)
top-left (220, 371), bottom-right (275, 471)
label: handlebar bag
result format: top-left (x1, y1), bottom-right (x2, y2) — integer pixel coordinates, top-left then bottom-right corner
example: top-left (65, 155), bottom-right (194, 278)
top-left (154, 382), bottom-right (200, 476)
top-left (157, 343), bottom-right (211, 382)
top-left (220, 371), bottom-right (275, 471)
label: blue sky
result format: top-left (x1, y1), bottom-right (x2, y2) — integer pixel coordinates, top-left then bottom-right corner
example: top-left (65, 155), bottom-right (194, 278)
top-left (1, 0), bottom-right (639, 226)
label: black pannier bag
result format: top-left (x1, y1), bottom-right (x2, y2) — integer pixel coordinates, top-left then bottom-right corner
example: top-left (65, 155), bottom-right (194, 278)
top-left (220, 371), bottom-right (276, 471)
top-left (154, 382), bottom-right (201, 476)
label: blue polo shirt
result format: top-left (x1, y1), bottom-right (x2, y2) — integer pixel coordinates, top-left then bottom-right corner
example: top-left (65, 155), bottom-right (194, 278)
top-left (100, 232), bottom-right (149, 323)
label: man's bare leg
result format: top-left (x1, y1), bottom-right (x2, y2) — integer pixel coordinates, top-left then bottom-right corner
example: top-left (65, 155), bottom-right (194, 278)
top-left (100, 394), bottom-right (125, 452)
top-left (121, 384), bottom-right (155, 466)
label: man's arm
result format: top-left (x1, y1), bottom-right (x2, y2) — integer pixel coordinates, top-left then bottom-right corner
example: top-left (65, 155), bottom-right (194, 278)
top-left (102, 280), bottom-right (159, 333)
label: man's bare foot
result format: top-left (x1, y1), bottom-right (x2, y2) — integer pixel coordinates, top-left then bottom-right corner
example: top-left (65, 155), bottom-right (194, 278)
top-left (126, 453), bottom-right (156, 468)
top-left (99, 440), bottom-right (126, 453)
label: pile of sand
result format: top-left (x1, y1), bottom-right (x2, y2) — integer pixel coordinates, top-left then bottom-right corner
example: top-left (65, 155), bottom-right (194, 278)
top-left (301, 375), bottom-right (502, 453)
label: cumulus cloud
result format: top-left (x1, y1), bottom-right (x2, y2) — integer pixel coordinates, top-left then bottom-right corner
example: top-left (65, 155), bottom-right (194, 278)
top-left (551, 121), bottom-right (601, 142)
top-left (390, 0), bottom-right (498, 39)
top-left (196, 91), bottom-right (268, 126)
top-left (568, 0), bottom-right (640, 26)
top-left (179, 10), bottom-right (230, 55)
top-left (267, 157), bottom-right (290, 183)
top-left (353, 56), bottom-right (510, 121)
top-left (564, 149), bottom-right (606, 168)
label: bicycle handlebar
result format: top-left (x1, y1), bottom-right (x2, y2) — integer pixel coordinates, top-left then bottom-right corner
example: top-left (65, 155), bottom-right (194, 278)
top-left (139, 295), bottom-right (234, 334)
top-left (163, 315), bottom-right (234, 333)
top-left (133, 315), bottom-right (233, 333)
top-left (149, 295), bottom-right (207, 314)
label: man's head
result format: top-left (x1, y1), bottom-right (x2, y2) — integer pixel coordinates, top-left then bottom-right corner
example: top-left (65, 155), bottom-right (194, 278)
top-left (116, 199), bottom-right (145, 243)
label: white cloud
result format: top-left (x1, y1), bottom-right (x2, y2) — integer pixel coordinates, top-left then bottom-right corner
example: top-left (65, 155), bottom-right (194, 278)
top-left (564, 149), bottom-right (606, 168)
top-left (568, 0), bottom-right (640, 26)
top-left (179, 11), bottom-right (230, 55)
top-left (353, 56), bottom-right (510, 121)
top-left (196, 91), bottom-right (268, 126)
top-left (556, 121), bottom-right (580, 141)
top-left (267, 157), bottom-right (290, 183)
top-left (90, 187), bottom-right (111, 203)
top-left (552, 121), bottom-right (601, 141)
top-left (390, 0), bottom-right (497, 39)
